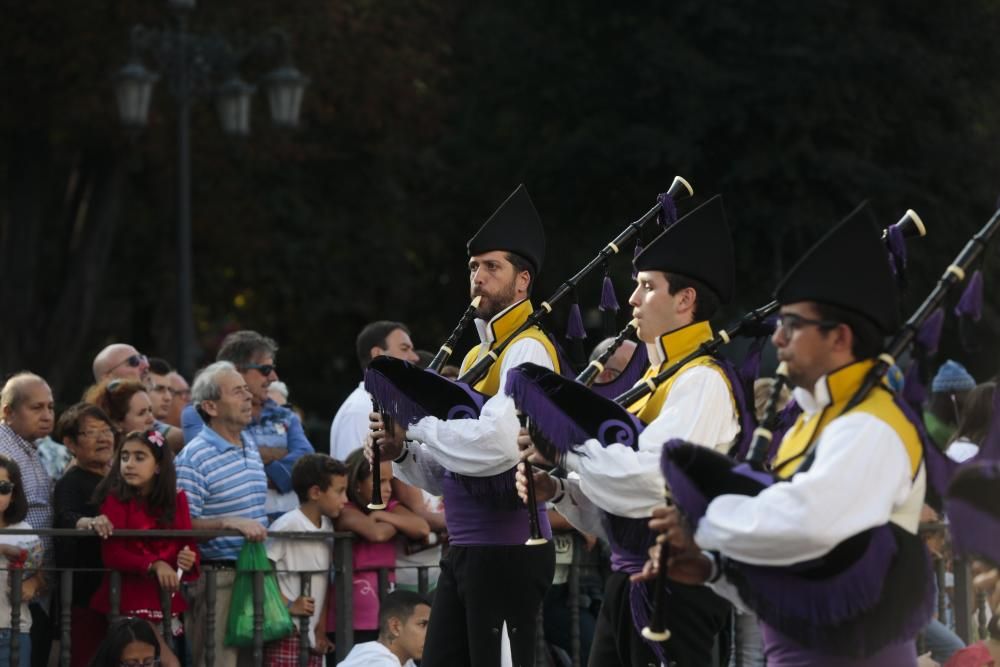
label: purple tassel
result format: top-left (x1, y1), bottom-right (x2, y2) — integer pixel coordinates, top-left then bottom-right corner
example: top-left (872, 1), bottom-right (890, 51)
top-left (886, 223), bottom-right (907, 276)
top-left (566, 303), bottom-right (586, 340)
top-left (504, 369), bottom-right (594, 453)
top-left (901, 362), bottom-right (927, 411)
top-left (631, 242), bottom-right (643, 279)
top-left (916, 308), bottom-right (945, 355)
top-left (656, 191), bottom-right (679, 228)
top-left (599, 275), bottom-right (620, 312)
top-left (364, 369), bottom-right (434, 427)
top-left (954, 270), bottom-right (984, 321)
top-left (630, 580), bottom-right (669, 664)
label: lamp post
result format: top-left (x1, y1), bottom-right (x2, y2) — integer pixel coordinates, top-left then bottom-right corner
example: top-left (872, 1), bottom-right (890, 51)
top-left (114, 2), bottom-right (308, 379)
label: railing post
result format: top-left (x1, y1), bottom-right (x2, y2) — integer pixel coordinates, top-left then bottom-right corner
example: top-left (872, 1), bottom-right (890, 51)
top-left (334, 533), bottom-right (354, 663)
top-left (378, 567), bottom-right (390, 601)
top-left (109, 570), bottom-right (122, 624)
top-left (60, 568), bottom-right (73, 667)
top-left (299, 572), bottom-right (312, 667)
top-left (10, 566), bottom-right (22, 667)
top-left (253, 568), bottom-right (265, 667)
top-left (205, 567), bottom-right (218, 667)
top-left (568, 534), bottom-right (581, 667)
top-left (418, 566), bottom-right (429, 596)
top-left (977, 589), bottom-right (988, 640)
top-left (935, 558), bottom-right (948, 622)
top-left (160, 584), bottom-right (174, 654)
top-left (954, 558), bottom-right (973, 643)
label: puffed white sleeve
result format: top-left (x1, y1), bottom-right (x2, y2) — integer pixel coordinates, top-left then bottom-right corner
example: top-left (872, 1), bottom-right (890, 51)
top-left (563, 366), bottom-right (739, 518)
top-left (694, 413), bottom-right (914, 565)
top-left (392, 442), bottom-right (446, 496)
top-left (551, 473), bottom-right (609, 541)
top-left (404, 338), bottom-right (553, 477)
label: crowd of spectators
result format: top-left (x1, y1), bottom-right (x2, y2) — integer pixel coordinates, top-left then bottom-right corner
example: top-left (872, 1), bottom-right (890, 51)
top-left (0, 321), bottom-right (995, 667)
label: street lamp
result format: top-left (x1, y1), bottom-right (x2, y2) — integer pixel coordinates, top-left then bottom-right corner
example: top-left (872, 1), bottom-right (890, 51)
top-left (113, 7), bottom-right (308, 379)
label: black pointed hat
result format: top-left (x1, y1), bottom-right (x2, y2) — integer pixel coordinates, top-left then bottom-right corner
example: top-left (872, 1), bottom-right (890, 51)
top-left (467, 184), bottom-right (546, 273)
top-left (632, 195), bottom-right (734, 303)
top-left (774, 203), bottom-right (899, 333)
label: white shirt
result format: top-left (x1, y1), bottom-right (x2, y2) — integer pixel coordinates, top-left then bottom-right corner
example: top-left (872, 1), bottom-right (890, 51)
top-left (395, 302), bottom-right (554, 486)
top-left (557, 351), bottom-right (740, 520)
top-left (946, 437), bottom-right (979, 463)
top-left (330, 383), bottom-right (374, 462)
top-left (696, 374), bottom-right (925, 569)
top-left (337, 640), bottom-right (416, 667)
top-left (266, 508), bottom-right (333, 646)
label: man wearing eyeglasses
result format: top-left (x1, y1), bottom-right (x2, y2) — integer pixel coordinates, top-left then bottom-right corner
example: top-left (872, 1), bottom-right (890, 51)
top-left (182, 330), bottom-right (314, 521)
top-left (647, 206), bottom-right (930, 664)
top-left (91, 344), bottom-right (150, 384)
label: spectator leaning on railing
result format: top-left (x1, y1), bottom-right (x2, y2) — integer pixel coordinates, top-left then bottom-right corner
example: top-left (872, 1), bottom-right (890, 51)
top-left (53, 403), bottom-right (116, 667)
top-left (0, 372), bottom-right (56, 666)
top-left (175, 361), bottom-right (268, 667)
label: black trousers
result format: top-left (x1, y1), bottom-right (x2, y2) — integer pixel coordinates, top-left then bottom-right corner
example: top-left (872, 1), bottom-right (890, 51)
top-left (421, 542), bottom-right (555, 667)
top-left (588, 571), bottom-right (730, 667)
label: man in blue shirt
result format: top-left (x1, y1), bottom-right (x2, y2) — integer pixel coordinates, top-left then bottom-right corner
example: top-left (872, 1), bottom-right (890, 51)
top-left (183, 330), bottom-right (314, 520)
top-left (177, 361), bottom-right (269, 667)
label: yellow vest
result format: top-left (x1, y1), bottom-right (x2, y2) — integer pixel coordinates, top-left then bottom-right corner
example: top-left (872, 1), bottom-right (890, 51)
top-left (772, 359), bottom-right (923, 480)
top-left (625, 320), bottom-right (734, 424)
top-left (459, 299), bottom-right (561, 397)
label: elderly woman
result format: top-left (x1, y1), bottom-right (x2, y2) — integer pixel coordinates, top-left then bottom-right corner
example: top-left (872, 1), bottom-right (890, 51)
top-left (84, 379), bottom-right (156, 437)
top-left (0, 372), bottom-right (56, 667)
top-left (53, 403), bottom-right (115, 667)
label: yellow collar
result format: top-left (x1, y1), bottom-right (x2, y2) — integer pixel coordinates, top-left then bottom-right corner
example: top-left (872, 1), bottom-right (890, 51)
top-left (792, 359), bottom-right (879, 415)
top-left (474, 299), bottom-right (534, 348)
top-left (648, 320), bottom-right (715, 366)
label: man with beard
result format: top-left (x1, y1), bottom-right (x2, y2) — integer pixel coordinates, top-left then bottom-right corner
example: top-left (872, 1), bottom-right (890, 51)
top-left (370, 184), bottom-right (558, 667)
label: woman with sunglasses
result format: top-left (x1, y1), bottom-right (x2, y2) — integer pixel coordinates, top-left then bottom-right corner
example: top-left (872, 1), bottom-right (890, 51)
top-left (53, 403), bottom-right (116, 667)
top-left (0, 456), bottom-right (43, 667)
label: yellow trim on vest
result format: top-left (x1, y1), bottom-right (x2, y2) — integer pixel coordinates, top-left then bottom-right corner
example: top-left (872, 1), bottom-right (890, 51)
top-left (772, 360), bottom-right (923, 480)
top-left (458, 300), bottom-right (561, 397)
top-left (625, 321), bottom-right (732, 424)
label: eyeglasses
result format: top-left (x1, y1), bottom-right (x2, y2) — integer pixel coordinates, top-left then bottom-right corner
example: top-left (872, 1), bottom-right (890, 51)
top-left (0, 482), bottom-right (16, 496)
top-left (108, 354), bottom-right (148, 374)
top-left (243, 363), bottom-right (277, 376)
top-left (79, 428), bottom-right (115, 440)
top-left (120, 658), bottom-right (160, 667)
top-left (774, 314), bottom-right (840, 338)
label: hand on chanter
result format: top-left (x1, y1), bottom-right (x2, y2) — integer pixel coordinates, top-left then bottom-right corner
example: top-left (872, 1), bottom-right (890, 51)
top-left (517, 426), bottom-right (554, 467)
top-left (515, 465), bottom-right (558, 505)
top-left (367, 411), bottom-right (406, 462)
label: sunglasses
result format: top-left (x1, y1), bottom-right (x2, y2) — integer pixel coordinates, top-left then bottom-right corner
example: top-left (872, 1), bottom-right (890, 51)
top-left (0, 481), bottom-right (16, 496)
top-left (108, 354), bottom-right (148, 374)
top-left (244, 363), bottom-right (277, 376)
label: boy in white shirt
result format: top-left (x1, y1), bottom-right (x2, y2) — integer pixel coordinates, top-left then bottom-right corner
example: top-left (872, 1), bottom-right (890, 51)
top-left (265, 454), bottom-right (348, 666)
top-left (337, 590), bottom-right (431, 667)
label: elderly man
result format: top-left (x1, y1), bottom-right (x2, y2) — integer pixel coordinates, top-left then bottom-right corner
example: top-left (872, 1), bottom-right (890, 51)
top-left (176, 361), bottom-right (269, 667)
top-left (329, 320), bottom-right (420, 461)
top-left (91, 343), bottom-right (150, 384)
top-left (0, 372), bottom-right (56, 666)
top-left (182, 330), bottom-right (314, 520)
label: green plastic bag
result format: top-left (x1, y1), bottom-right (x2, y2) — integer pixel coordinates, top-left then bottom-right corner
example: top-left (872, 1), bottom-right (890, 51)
top-left (224, 542), bottom-right (296, 647)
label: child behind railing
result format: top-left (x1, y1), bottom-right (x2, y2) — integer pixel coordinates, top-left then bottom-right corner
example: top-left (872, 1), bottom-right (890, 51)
top-left (0, 456), bottom-right (42, 667)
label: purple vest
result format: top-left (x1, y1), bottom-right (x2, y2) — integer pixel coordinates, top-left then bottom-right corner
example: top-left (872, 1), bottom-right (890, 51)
top-left (441, 472), bottom-right (552, 546)
top-left (761, 624), bottom-right (917, 667)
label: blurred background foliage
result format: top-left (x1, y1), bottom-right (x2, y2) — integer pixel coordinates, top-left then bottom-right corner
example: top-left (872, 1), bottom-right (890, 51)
top-left (3, 1), bottom-right (1000, 445)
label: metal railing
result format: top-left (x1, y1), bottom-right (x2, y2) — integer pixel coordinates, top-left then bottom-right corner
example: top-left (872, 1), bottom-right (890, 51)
top-left (0, 526), bottom-right (983, 667)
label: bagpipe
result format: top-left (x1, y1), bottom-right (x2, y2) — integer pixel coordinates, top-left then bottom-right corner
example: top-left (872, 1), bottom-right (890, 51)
top-left (655, 205), bottom-right (1000, 656)
top-left (363, 177), bottom-right (694, 541)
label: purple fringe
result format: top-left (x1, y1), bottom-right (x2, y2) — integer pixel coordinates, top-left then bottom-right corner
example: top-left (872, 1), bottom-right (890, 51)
top-left (590, 343), bottom-right (648, 400)
top-left (954, 269), bottom-right (984, 321)
top-left (916, 308), bottom-right (945, 355)
top-left (364, 368), bottom-right (434, 427)
top-left (566, 303), bottom-right (587, 340)
top-left (886, 223), bottom-right (907, 276)
top-left (889, 390), bottom-right (957, 510)
top-left (448, 468), bottom-right (522, 510)
top-left (599, 275), bottom-right (620, 312)
top-left (901, 362), bottom-right (927, 412)
top-left (739, 526), bottom-right (895, 627)
top-left (656, 191), bottom-right (679, 228)
top-left (505, 368), bottom-right (595, 453)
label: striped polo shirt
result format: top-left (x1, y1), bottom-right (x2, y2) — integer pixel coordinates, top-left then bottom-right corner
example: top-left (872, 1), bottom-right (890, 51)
top-left (176, 425), bottom-right (269, 561)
